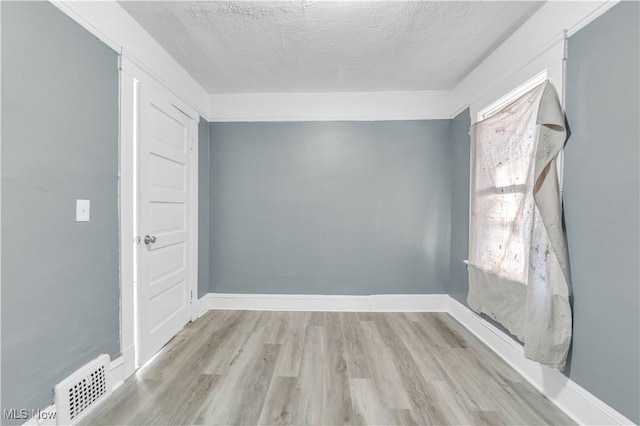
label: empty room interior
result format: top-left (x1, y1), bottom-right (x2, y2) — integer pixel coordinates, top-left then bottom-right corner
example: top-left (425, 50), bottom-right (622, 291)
top-left (1, 0), bottom-right (639, 425)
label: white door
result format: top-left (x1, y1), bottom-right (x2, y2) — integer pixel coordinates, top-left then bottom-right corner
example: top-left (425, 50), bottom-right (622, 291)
top-left (137, 77), bottom-right (195, 365)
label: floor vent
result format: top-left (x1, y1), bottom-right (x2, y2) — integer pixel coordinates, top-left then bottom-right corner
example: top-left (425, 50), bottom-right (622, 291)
top-left (54, 355), bottom-right (112, 425)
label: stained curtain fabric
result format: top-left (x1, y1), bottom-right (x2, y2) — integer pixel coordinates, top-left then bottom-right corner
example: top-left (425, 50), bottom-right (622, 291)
top-left (468, 81), bottom-right (572, 370)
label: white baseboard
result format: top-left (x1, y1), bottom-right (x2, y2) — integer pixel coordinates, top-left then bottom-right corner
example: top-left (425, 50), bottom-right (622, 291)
top-left (27, 295), bottom-right (633, 425)
top-left (21, 405), bottom-right (56, 426)
top-left (195, 294), bottom-right (212, 318)
top-left (206, 293), bottom-right (450, 312)
top-left (447, 298), bottom-right (635, 426)
top-left (120, 344), bottom-right (136, 381)
top-left (109, 356), bottom-right (125, 391)
top-left (197, 292), bottom-right (634, 425)
top-left (22, 356), bottom-right (125, 426)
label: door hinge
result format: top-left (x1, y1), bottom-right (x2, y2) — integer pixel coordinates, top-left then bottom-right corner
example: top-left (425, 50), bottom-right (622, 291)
top-left (190, 290), bottom-right (193, 302)
top-left (190, 138), bottom-right (194, 151)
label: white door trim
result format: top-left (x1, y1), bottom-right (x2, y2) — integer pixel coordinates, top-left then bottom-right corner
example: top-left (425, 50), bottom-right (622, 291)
top-left (188, 118), bottom-right (199, 321)
top-left (119, 55), bottom-right (199, 374)
top-left (118, 64), bottom-right (137, 379)
top-left (121, 57), bottom-right (198, 120)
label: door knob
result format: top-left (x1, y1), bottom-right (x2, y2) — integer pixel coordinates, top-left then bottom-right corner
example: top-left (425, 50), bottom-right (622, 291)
top-left (144, 235), bottom-right (156, 245)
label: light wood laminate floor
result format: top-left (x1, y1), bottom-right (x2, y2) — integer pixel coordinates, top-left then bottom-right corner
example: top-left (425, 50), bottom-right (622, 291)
top-left (81, 311), bottom-right (574, 425)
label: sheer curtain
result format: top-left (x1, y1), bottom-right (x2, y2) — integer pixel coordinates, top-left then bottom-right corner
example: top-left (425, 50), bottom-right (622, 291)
top-left (468, 81), bottom-right (572, 370)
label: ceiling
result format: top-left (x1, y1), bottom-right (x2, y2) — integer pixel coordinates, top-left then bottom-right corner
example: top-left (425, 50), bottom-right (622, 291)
top-left (119, 1), bottom-right (544, 94)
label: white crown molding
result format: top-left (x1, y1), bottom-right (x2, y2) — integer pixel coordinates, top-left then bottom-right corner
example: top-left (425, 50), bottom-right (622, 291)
top-left (207, 90), bottom-right (451, 122)
top-left (449, 0), bottom-right (620, 118)
top-left (206, 1), bottom-right (619, 122)
top-left (50, 1), bottom-right (209, 117)
top-left (565, 0), bottom-right (622, 37)
top-left (52, 0), bottom-right (618, 122)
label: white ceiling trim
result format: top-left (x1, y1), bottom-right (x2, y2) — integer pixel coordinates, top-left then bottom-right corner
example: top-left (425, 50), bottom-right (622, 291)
top-left (118, 1), bottom-right (545, 94)
top-left (207, 90), bottom-right (451, 122)
top-left (450, 0), bottom-right (619, 120)
top-left (207, 0), bottom-right (618, 122)
top-left (53, 0), bottom-right (619, 123)
top-left (51, 1), bottom-right (209, 117)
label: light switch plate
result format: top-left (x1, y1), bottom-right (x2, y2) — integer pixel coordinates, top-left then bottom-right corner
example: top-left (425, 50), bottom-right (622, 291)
top-left (76, 199), bottom-right (90, 222)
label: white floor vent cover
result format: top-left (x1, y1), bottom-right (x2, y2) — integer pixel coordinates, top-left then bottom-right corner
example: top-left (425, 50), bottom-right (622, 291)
top-left (54, 355), bottom-right (112, 425)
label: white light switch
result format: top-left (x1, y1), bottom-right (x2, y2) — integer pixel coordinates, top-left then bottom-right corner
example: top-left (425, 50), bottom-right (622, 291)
top-left (76, 199), bottom-right (90, 222)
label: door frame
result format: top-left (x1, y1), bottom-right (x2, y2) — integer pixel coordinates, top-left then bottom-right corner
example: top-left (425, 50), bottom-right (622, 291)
top-left (119, 56), bottom-right (199, 375)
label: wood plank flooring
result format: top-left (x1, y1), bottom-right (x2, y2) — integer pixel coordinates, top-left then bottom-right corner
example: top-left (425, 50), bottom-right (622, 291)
top-left (81, 311), bottom-right (574, 425)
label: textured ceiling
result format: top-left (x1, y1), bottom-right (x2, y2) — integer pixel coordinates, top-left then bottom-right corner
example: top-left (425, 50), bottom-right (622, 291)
top-left (119, 1), bottom-right (544, 94)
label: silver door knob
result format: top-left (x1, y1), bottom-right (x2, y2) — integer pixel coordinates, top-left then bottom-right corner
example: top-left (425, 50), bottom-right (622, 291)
top-left (144, 235), bottom-right (156, 245)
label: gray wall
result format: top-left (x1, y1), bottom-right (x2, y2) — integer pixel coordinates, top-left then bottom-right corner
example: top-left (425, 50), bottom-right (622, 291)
top-left (198, 117), bottom-right (211, 298)
top-left (208, 121), bottom-right (452, 295)
top-left (2, 0), bottom-right (635, 423)
top-left (1, 1), bottom-right (120, 420)
top-left (564, 1), bottom-right (639, 422)
top-left (446, 3), bottom-right (639, 422)
top-left (448, 110), bottom-right (471, 304)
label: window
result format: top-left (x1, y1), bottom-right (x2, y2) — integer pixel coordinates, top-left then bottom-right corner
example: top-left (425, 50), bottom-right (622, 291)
top-left (470, 83), bottom-right (543, 284)
top-left (466, 78), bottom-right (572, 370)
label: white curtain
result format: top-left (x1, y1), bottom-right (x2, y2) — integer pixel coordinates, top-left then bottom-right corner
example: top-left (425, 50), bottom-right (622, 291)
top-left (468, 81), bottom-right (572, 370)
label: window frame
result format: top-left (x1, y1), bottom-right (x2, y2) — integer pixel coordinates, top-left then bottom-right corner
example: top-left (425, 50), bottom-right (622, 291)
top-left (467, 69), bottom-right (566, 273)
top-left (476, 70), bottom-right (548, 122)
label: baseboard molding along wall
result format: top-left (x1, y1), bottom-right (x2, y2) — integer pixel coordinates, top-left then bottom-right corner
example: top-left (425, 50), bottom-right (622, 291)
top-left (203, 292), bottom-right (450, 313)
top-left (28, 294), bottom-right (633, 425)
top-left (23, 357), bottom-right (126, 426)
top-left (194, 292), bottom-right (635, 426)
top-left (446, 298), bottom-right (635, 426)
